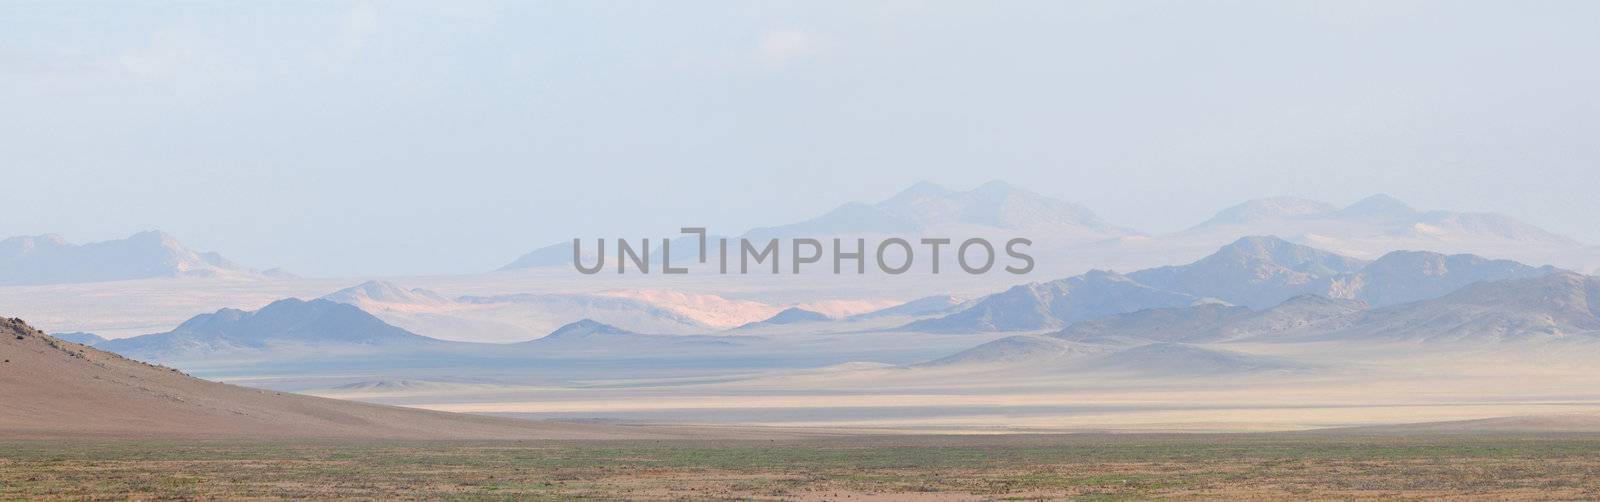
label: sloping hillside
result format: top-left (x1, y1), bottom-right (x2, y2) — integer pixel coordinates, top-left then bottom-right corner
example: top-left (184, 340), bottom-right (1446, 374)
top-left (0, 317), bottom-right (661, 440)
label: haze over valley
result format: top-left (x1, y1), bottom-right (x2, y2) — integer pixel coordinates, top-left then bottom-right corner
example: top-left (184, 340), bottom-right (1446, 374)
top-left (9, 184), bottom-right (1600, 433)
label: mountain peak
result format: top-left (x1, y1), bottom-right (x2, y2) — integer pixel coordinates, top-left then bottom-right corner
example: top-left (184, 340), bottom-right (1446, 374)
top-left (1129, 236), bottom-right (1367, 309)
top-left (1219, 234), bottom-right (1296, 252)
top-left (1209, 235), bottom-right (1324, 260)
top-left (545, 319), bottom-right (632, 339)
top-left (767, 307), bottom-right (832, 323)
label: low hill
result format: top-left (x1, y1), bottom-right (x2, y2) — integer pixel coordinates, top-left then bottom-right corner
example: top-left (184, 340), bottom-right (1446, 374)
top-left (0, 317), bottom-right (659, 440)
top-left (917, 335), bottom-right (1102, 368)
top-left (736, 307), bottom-right (832, 329)
top-left (517, 319), bottom-right (740, 352)
top-left (1077, 343), bottom-right (1307, 377)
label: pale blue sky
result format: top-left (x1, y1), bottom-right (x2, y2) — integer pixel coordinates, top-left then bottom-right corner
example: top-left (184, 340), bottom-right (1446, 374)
top-left (3, 1), bottom-right (1597, 276)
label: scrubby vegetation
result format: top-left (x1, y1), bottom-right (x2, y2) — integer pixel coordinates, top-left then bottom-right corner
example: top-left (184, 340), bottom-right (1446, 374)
top-left (5, 433), bottom-right (1600, 500)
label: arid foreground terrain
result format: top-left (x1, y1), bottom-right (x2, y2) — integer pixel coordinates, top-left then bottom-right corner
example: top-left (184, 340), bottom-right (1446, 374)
top-left (6, 433), bottom-right (1600, 500)
top-left (8, 317), bottom-right (1600, 500)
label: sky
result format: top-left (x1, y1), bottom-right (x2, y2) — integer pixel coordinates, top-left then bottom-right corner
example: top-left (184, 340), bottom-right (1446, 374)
top-left (2, 1), bottom-right (1598, 277)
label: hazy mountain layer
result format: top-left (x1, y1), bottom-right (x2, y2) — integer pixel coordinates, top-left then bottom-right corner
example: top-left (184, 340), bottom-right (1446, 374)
top-left (98, 298), bottom-right (448, 362)
top-left (901, 270), bottom-right (1200, 333)
top-left (1322, 250), bottom-right (1562, 307)
top-left (0, 230), bottom-right (276, 285)
top-left (1129, 236), bottom-right (1368, 308)
top-left (744, 181), bottom-right (1140, 242)
top-left (907, 237), bottom-right (1566, 334)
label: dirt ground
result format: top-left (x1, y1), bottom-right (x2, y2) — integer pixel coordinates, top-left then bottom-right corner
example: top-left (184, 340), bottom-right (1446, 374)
top-left (5, 432), bottom-right (1600, 500)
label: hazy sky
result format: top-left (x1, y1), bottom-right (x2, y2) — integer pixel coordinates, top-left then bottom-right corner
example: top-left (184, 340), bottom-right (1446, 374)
top-left (3, 1), bottom-right (1597, 277)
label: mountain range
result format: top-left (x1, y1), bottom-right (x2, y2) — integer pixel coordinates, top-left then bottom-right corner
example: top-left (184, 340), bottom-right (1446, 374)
top-left (1324, 272), bottom-right (1600, 343)
top-left (0, 230), bottom-right (284, 286)
top-left (315, 280), bottom-right (775, 342)
top-left (498, 182), bottom-right (1592, 273)
top-left (743, 180), bottom-right (1141, 242)
top-left (500, 181), bottom-right (1143, 270)
top-left (1167, 194), bottom-right (1586, 270)
top-left (92, 293), bottom-right (759, 364)
top-left (1191, 194), bottom-right (1579, 246)
top-left (2, 183), bottom-right (1587, 281)
top-left (902, 236), bottom-right (1565, 333)
top-left (910, 270), bottom-right (1600, 377)
top-left (901, 270), bottom-right (1202, 333)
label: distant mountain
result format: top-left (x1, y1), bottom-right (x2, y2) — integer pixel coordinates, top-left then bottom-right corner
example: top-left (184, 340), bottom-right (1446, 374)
top-left (1195, 197), bottom-right (1340, 227)
top-left (1045, 294), bottom-right (1367, 344)
top-left (0, 230), bottom-right (279, 286)
top-left (529, 319), bottom-right (634, 341)
top-left (321, 283), bottom-right (737, 342)
top-left (498, 181), bottom-right (1137, 270)
top-left (98, 298), bottom-right (447, 362)
top-left (323, 280), bottom-right (451, 307)
top-left (1328, 272), bottom-right (1600, 343)
top-left (499, 241), bottom-right (598, 271)
top-left (456, 293), bottom-right (715, 334)
top-left (1181, 194), bottom-right (1581, 262)
top-left (1321, 250), bottom-right (1563, 307)
top-left (900, 270), bottom-right (1200, 333)
top-left (850, 295), bottom-right (966, 319)
top-left (499, 234), bottom-right (732, 272)
top-left (906, 237), bottom-right (1563, 335)
top-left (744, 181), bottom-right (1139, 242)
top-left (1128, 235), bottom-right (1368, 309)
top-left (518, 319), bottom-right (740, 352)
top-left (737, 307), bottom-right (831, 329)
top-left (50, 332), bottom-right (106, 346)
